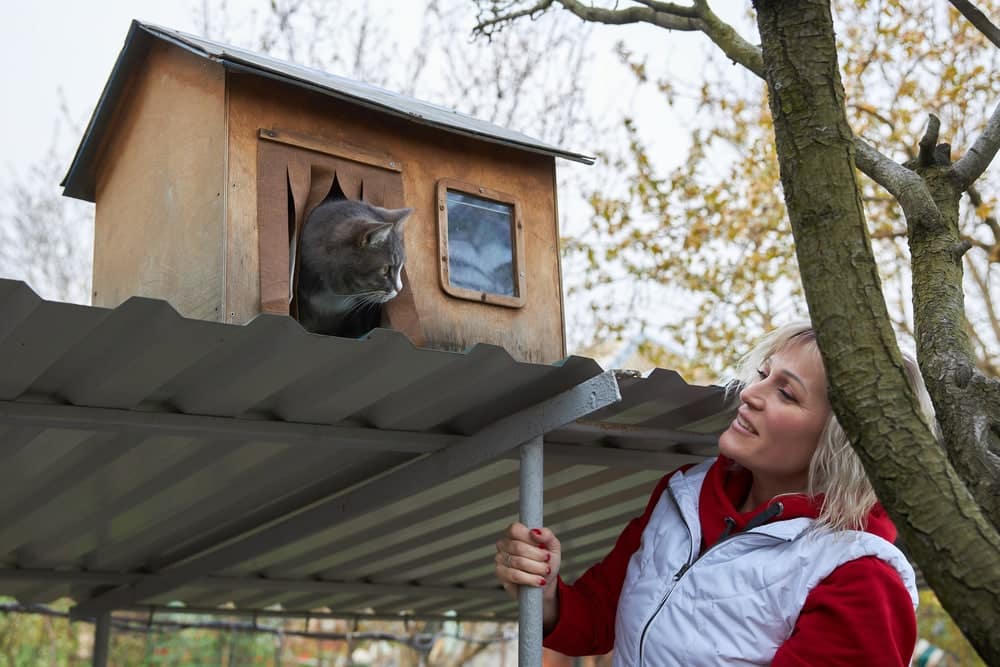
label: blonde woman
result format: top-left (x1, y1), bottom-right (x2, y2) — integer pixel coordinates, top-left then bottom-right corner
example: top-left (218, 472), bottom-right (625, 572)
top-left (495, 323), bottom-right (930, 666)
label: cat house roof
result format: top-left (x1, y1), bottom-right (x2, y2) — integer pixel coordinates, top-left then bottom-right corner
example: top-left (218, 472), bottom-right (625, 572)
top-left (60, 20), bottom-right (595, 202)
top-left (0, 278), bottom-right (726, 623)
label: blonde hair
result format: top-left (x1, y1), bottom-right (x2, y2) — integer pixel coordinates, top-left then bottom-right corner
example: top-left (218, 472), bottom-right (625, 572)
top-left (727, 321), bottom-right (937, 532)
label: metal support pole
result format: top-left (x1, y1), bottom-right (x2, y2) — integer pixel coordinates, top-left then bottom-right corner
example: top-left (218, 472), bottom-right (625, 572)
top-left (92, 612), bottom-right (111, 667)
top-left (518, 435), bottom-right (544, 667)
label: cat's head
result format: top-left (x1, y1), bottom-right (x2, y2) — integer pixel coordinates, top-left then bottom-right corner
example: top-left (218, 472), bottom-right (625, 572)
top-left (299, 199), bottom-right (412, 302)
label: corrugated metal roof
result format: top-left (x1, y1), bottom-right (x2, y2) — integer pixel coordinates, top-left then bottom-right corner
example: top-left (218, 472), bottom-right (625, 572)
top-left (0, 279), bottom-right (728, 621)
top-left (61, 20), bottom-right (595, 202)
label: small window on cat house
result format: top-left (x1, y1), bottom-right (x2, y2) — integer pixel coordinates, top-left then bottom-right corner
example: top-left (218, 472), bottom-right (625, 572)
top-left (436, 179), bottom-right (525, 308)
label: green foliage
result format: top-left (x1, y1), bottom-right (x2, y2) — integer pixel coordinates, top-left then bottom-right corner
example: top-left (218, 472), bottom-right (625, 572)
top-left (0, 601), bottom-right (512, 666)
top-left (0, 600), bottom-right (83, 666)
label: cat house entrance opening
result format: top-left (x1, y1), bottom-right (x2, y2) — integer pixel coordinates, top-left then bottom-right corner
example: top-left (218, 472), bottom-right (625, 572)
top-left (436, 179), bottom-right (525, 309)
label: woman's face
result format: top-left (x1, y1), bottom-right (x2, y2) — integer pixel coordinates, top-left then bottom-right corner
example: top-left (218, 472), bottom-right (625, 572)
top-left (718, 341), bottom-right (831, 495)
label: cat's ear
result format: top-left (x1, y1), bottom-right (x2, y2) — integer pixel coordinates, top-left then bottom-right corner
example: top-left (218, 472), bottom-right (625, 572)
top-left (373, 206), bottom-right (413, 230)
top-left (359, 221), bottom-right (395, 247)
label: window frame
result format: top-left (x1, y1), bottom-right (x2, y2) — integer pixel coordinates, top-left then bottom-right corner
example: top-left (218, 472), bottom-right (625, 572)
top-left (435, 178), bottom-right (526, 309)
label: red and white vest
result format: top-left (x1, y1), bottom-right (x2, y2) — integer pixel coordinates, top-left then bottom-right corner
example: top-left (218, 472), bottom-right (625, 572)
top-left (612, 459), bottom-right (918, 666)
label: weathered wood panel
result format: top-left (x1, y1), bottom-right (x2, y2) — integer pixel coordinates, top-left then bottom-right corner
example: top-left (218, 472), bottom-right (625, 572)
top-left (226, 74), bottom-right (565, 363)
top-left (92, 41), bottom-right (226, 321)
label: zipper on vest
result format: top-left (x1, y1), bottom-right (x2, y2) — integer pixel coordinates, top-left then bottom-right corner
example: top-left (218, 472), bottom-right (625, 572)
top-left (674, 516), bottom-right (736, 580)
top-left (637, 501), bottom-right (785, 667)
top-left (638, 487), bottom-right (695, 667)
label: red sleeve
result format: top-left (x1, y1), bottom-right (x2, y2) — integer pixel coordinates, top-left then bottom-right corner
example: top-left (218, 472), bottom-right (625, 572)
top-left (543, 467), bottom-right (688, 656)
top-left (772, 556), bottom-right (916, 667)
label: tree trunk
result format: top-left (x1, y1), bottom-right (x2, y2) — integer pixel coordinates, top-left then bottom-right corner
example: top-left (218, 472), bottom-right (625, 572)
top-left (753, 0), bottom-right (1000, 662)
top-left (906, 160), bottom-right (1000, 528)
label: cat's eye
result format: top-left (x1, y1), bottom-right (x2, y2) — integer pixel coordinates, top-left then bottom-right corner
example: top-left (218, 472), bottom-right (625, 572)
top-left (382, 264), bottom-right (391, 276)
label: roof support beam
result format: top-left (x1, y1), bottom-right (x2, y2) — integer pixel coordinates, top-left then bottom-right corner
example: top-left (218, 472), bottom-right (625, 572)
top-left (0, 568), bottom-right (507, 603)
top-left (70, 371), bottom-right (621, 619)
top-left (130, 603), bottom-right (510, 624)
top-left (0, 401), bottom-right (715, 469)
top-left (0, 400), bottom-right (455, 453)
top-left (91, 612), bottom-right (111, 667)
top-left (0, 401), bottom-right (716, 462)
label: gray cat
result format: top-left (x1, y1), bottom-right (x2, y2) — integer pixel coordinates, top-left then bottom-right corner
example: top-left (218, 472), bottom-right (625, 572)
top-left (296, 198), bottom-right (412, 337)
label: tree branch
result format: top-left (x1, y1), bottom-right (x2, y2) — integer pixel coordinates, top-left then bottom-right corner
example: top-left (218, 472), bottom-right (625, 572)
top-left (696, 2), bottom-right (764, 77)
top-left (551, 0), bottom-right (702, 30)
top-left (948, 0), bottom-right (1000, 49)
top-left (951, 98), bottom-right (1000, 189)
top-left (474, 0), bottom-right (764, 76)
top-left (473, 0), bottom-right (556, 39)
top-left (631, 0), bottom-right (699, 17)
top-left (918, 114), bottom-right (941, 167)
top-left (853, 138), bottom-right (926, 203)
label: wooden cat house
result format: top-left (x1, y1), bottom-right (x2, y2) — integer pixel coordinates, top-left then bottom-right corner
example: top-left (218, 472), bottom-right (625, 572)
top-left (61, 21), bottom-right (593, 363)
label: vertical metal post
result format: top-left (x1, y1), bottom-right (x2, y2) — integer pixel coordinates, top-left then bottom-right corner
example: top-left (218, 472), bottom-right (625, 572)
top-left (518, 435), bottom-right (544, 667)
top-left (92, 612), bottom-right (111, 667)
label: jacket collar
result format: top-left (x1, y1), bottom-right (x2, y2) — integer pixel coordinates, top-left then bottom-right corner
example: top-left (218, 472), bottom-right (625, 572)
top-left (698, 455), bottom-right (897, 550)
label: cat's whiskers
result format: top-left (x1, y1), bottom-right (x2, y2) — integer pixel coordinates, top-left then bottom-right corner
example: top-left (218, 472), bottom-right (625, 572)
top-left (326, 290), bottom-right (385, 298)
top-left (343, 291), bottom-right (388, 315)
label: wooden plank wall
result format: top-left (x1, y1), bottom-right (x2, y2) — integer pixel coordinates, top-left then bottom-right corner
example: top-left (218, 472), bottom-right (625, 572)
top-left (226, 74), bottom-right (566, 363)
top-left (91, 41), bottom-right (227, 321)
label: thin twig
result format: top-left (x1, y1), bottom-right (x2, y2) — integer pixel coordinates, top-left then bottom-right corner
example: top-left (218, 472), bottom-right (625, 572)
top-left (948, 0), bottom-right (1000, 49)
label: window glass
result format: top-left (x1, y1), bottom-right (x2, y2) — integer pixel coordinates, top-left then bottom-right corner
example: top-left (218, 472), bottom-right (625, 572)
top-left (446, 190), bottom-right (516, 297)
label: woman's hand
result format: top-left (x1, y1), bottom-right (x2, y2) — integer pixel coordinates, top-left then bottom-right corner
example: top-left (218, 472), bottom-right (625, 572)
top-left (495, 522), bottom-right (562, 631)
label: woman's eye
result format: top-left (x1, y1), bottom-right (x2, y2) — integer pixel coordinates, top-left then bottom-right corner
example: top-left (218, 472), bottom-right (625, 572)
top-left (778, 388), bottom-right (796, 402)
top-left (756, 369), bottom-right (768, 380)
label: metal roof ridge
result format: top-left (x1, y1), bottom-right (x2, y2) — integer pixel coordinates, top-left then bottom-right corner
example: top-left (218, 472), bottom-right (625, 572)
top-left (61, 19), bottom-right (595, 201)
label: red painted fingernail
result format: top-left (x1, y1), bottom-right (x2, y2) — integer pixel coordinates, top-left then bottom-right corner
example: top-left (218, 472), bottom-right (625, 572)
top-left (531, 529), bottom-right (542, 536)
top-left (539, 578), bottom-right (547, 586)
top-left (545, 553), bottom-right (551, 563)
top-left (546, 565), bottom-right (551, 575)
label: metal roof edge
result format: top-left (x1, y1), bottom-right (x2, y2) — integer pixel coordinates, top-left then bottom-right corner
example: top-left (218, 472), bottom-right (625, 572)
top-left (220, 60), bottom-right (595, 166)
top-left (61, 20), bottom-right (151, 202)
top-left (136, 21), bottom-right (595, 166)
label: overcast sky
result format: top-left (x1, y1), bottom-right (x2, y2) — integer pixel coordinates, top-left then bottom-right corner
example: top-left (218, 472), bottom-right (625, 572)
top-left (1, 1), bottom-right (752, 180)
top-left (2, 2), bottom-right (201, 175)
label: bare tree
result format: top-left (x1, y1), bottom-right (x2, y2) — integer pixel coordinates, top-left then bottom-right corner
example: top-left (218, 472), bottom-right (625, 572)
top-left (0, 98), bottom-right (92, 305)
